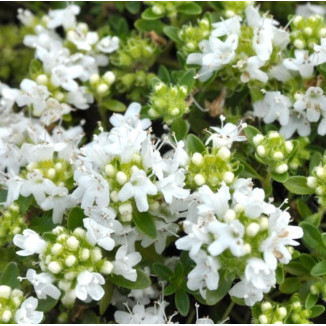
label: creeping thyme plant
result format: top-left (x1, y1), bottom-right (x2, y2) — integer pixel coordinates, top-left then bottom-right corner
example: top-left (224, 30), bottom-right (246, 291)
top-left (2, 1), bottom-right (326, 324)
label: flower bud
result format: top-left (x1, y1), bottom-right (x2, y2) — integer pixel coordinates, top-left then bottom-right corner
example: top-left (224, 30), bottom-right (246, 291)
top-left (253, 134), bottom-right (264, 145)
top-left (103, 71), bottom-right (115, 84)
top-left (92, 248), bottom-right (102, 261)
top-left (257, 145), bottom-right (266, 157)
top-left (246, 223), bottom-right (260, 237)
top-left (2, 310), bottom-right (12, 323)
top-left (258, 314), bottom-right (268, 324)
top-left (47, 168), bottom-right (56, 179)
top-left (104, 164), bottom-right (115, 177)
top-left (97, 83), bottom-right (109, 95)
top-left (36, 74), bottom-right (48, 85)
top-left (223, 171), bottom-right (234, 184)
top-left (51, 243), bottom-right (63, 255)
top-left (80, 249), bottom-right (90, 261)
top-left (48, 261), bottom-right (62, 274)
top-left (294, 39), bottom-right (305, 49)
top-left (277, 307), bottom-right (287, 318)
top-left (275, 163), bottom-right (288, 174)
top-left (65, 255), bottom-right (77, 267)
top-left (116, 171), bottom-right (128, 185)
top-left (0, 286), bottom-right (11, 299)
top-left (101, 261), bottom-right (113, 274)
top-left (191, 153), bottom-right (204, 166)
top-left (217, 147), bottom-right (231, 160)
top-left (307, 176), bottom-right (317, 188)
top-left (194, 174), bottom-right (205, 186)
top-left (66, 236), bottom-right (79, 251)
top-left (273, 151), bottom-right (284, 160)
top-left (261, 301), bottom-right (272, 311)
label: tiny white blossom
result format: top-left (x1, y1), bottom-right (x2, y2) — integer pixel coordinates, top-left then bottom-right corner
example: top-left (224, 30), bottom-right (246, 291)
top-left (13, 229), bottom-right (47, 256)
top-left (97, 36), bottom-right (119, 53)
top-left (283, 50), bottom-right (315, 78)
top-left (47, 4), bottom-right (80, 30)
top-left (15, 297), bottom-right (43, 324)
top-left (75, 271), bottom-right (105, 302)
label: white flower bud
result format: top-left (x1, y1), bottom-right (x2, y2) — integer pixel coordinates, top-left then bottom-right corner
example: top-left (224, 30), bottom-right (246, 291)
top-left (48, 261), bottom-right (62, 274)
top-left (277, 307), bottom-right (287, 318)
top-left (285, 141), bottom-right (293, 152)
top-left (152, 5), bottom-right (163, 15)
top-left (191, 153), bottom-right (204, 166)
top-left (89, 74), bottom-right (100, 85)
top-left (78, 22), bottom-right (88, 33)
top-left (261, 302), bottom-right (272, 311)
top-left (101, 261), bottom-right (113, 274)
top-left (243, 243), bottom-right (252, 255)
top-left (116, 171), bottom-right (128, 185)
top-left (316, 166), bottom-right (324, 178)
top-left (217, 147), bottom-right (231, 160)
top-left (36, 74), bottom-right (48, 85)
top-left (268, 131), bottom-right (279, 139)
top-left (186, 42), bottom-right (195, 50)
top-left (0, 286), bottom-right (11, 299)
top-left (171, 108), bottom-right (180, 116)
top-left (66, 236), bottom-right (79, 251)
top-left (130, 165), bottom-right (139, 174)
top-left (294, 92), bottom-right (303, 101)
top-left (310, 284), bottom-right (319, 295)
top-left (64, 272), bottom-right (76, 280)
top-left (119, 203), bottom-right (132, 216)
top-left (234, 204), bottom-right (244, 213)
top-left (274, 321), bottom-right (283, 324)
top-left (303, 27), bottom-right (312, 36)
top-left (320, 28), bottom-right (326, 37)
top-left (275, 163), bottom-right (288, 174)
top-left (61, 290), bottom-right (76, 306)
top-left (259, 217), bottom-right (269, 231)
top-left (2, 310), bottom-right (12, 323)
top-left (92, 248), bottom-right (102, 261)
top-left (246, 223), bottom-right (260, 237)
top-left (104, 164), bottom-right (115, 177)
top-left (51, 243), bottom-right (63, 255)
top-left (224, 209), bottom-right (236, 223)
top-left (119, 213), bottom-right (132, 222)
top-left (154, 83), bottom-right (164, 92)
top-left (180, 86), bottom-right (188, 95)
top-left (257, 145), bottom-right (266, 157)
top-left (292, 301), bottom-right (301, 309)
top-left (149, 201), bottom-right (160, 212)
top-left (103, 71), bottom-right (115, 84)
top-left (53, 227), bottom-right (64, 235)
top-left (225, 9), bottom-right (235, 17)
top-left (194, 174), bottom-right (206, 186)
top-left (73, 227), bottom-right (86, 238)
top-left (65, 255), bottom-right (77, 267)
top-left (258, 315), bottom-right (268, 324)
top-left (253, 134), bottom-right (264, 145)
top-left (80, 249), bottom-right (90, 261)
top-left (132, 153), bottom-right (141, 163)
top-left (47, 168), bottom-right (56, 179)
top-left (54, 92), bottom-right (64, 101)
top-left (273, 151), bottom-right (284, 160)
top-left (223, 171), bottom-right (234, 184)
top-left (148, 108), bottom-right (159, 118)
top-left (55, 162), bottom-right (63, 171)
top-left (58, 280), bottom-right (71, 291)
top-left (27, 162), bottom-right (37, 172)
top-left (12, 296), bottom-right (22, 307)
top-left (307, 176), bottom-right (317, 188)
top-left (97, 83), bottom-right (109, 95)
top-left (316, 186), bottom-right (324, 195)
top-left (293, 15), bottom-right (302, 26)
top-left (110, 190), bottom-right (119, 203)
top-left (294, 39), bottom-right (305, 49)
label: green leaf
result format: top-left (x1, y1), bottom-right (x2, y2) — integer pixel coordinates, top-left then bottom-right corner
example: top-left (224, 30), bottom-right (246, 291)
top-left (109, 269), bottom-right (151, 289)
top-left (163, 26), bottom-right (180, 43)
top-left (81, 310), bottom-right (100, 324)
top-left (170, 262), bottom-right (184, 285)
top-left (283, 176), bottom-right (315, 195)
top-left (299, 254), bottom-right (316, 271)
top-left (206, 272), bottom-right (233, 305)
top-left (99, 281), bottom-right (114, 315)
top-left (284, 261), bottom-right (308, 276)
top-left (300, 222), bottom-right (323, 249)
top-left (67, 207), bottom-right (85, 231)
top-left (305, 211), bottom-right (323, 227)
top-left (16, 195), bottom-right (33, 214)
top-left (271, 171), bottom-right (289, 183)
top-left (42, 232), bottom-right (56, 242)
top-left (125, 1), bottom-right (141, 14)
top-left (244, 125), bottom-right (260, 145)
top-left (133, 210), bottom-right (157, 239)
top-left (322, 233), bottom-right (326, 247)
top-left (37, 297), bottom-right (58, 312)
top-left (0, 262), bottom-right (20, 289)
top-left (186, 134), bottom-right (205, 155)
top-left (171, 118), bottom-right (189, 141)
top-left (175, 290), bottom-right (190, 316)
top-left (164, 283), bottom-right (177, 296)
top-left (102, 99), bottom-right (126, 113)
top-left (311, 261), bottom-right (326, 276)
top-left (177, 3), bottom-right (202, 15)
top-left (30, 211), bottom-right (56, 233)
top-left (158, 65), bottom-right (171, 84)
top-left (310, 305), bottom-right (325, 318)
top-left (141, 7), bottom-right (164, 20)
top-left (134, 18), bottom-right (165, 33)
top-left (305, 293), bottom-right (318, 309)
top-left (296, 199), bottom-right (312, 219)
top-left (279, 277), bottom-right (301, 294)
top-left (276, 265), bottom-right (284, 284)
top-left (29, 59), bottom-right (43, 77)
top-left (178, 69), bottom-right (195, 90)
top-left (309, 151), bottom-right (323, 174)
top-left (0, 188), bottom-right (7, 205)
top-left (152, 263), bottom-right (173, 280)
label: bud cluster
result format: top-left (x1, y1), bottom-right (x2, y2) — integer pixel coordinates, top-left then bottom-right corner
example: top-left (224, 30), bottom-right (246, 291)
top-left (89, 71), bottom-right (115, 97)
top-left (0, 286), bottom-right (24, 323)
top-left (253, 131), bottom-right (295, 175)
top-left (148, 82), bottom-right (189, 124)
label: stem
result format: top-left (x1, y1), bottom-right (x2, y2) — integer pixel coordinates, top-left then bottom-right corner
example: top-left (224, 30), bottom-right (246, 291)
top-left (97, 97), bottom-right (107, 130)
top-left (221, 301), bottom-right (235, 322)
top-left (186, 307), bottom-right (196, 324)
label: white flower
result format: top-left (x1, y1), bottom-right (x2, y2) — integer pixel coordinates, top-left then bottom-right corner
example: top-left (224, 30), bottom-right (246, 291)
top-left (187, 34), bottom-right (238, 82)
top-left (15, 297), bottom-right (43, 324)
top-left (244, 258), bottom-right (276, 291)
top-left (51, 65), bottom-right (83, 92)
top-left (187, 250), bottom-right (220, 298)
top-left (109, 102), bottom-right (151, 130)
top-left (283, 50), bottom-right (314, 78)
top-left (211, 16), bottom-right (242, 37)
top-left (207, 220), bottom-right (245, 257)
top-left (112, 245), bottom-right (141, 282)
top-left (229, 279), bottom-right (264, 306)
top-left (66, 86), bottom-right (93, 110)
top-left (279, 109), bottom-right (311, 139)
top-left (205, 121), bottom-right (246, 149)
top-left (47, 4), bottom-right (80, 30)
top-left (67, 28), bottom-right (98, 51)
top-left (97, 36), bottom-right (119, 53)
top-left (26, 269), bottom-right (61, 300)
top-left (294, 87), bottom-right (326, 122)
top-left (253, 91), bottom-right (291, 126)
top-left (0, 83), bottom-right (21, 114)
top-left (75, 271), bottom-right (105, 302)
top-left (156, 171), bottom-right (189, 204)
top-left (40, 98), bottom-right (71, 126)
top-left (83, 218), bottom-right (116, 251)
top-left (16, 79), bottom-right (50, 115)
top-left (268, 63), bottom-right (293, 82)
top-left (311, 38), bottom-right (326, 66)
top-left (118, 170), bottom-right (157, 212)
top-left (296, 3), bottom-right (326, 16)
top-left (318, 112), bottom-right (326, 136)
top-left (260, 208), bottom-right (303, 270)
top-left (239, 56), bottom-right (268, 84)
top-left (13, 229), bottom-right (47, 256)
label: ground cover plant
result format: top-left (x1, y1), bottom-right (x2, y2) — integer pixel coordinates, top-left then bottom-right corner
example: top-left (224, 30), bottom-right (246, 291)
top-left (1, 1), bottom-right (326, 324)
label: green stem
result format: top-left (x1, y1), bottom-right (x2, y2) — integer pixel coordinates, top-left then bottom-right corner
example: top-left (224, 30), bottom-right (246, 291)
top-left (186, 307), bottom-right (196, 324)
top-left (97, 96), bottom-right (107, 130)
top-left (221, 301), bottom-right (235, 322)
